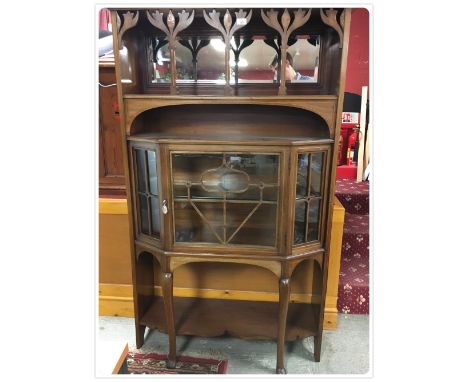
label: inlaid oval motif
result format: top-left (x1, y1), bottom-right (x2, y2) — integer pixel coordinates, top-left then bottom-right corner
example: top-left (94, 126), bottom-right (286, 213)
top-left (201, 166), bottom-right (249, 193)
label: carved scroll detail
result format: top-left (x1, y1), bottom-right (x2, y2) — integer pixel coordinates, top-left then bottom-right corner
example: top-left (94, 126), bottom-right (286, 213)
top-left (147, 9), bottom-right (195, 94)
top-left (320, 8), bottom-right (344, 48)
top-left (261, 9), bottom-right (311, 95)
top-left (203, 9), bottom-right (252, 94)
top-left (116, 11), bottom-right (139, 50)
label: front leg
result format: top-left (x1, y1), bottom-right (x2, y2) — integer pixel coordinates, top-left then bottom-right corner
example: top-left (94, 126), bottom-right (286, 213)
top-left (162, 272), bottom-right (177, 368)
top-left (276, 277), bottom-right (290, 374)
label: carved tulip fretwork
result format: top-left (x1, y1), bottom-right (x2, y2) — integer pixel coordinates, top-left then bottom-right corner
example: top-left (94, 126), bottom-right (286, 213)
top-left (147, 9), bottom-right (195, 94)
top-left (203, 9), bottom-right (252, 94)
top-left (320, 8), bottom-right (344, 48)
top-left (261, 8), bottom-right (311, 95)
top-left (116, 11), bottom-right (139, 50)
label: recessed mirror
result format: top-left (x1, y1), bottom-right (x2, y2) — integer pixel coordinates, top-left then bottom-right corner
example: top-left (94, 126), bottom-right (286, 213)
top-left (150, 38), bottom-right (229, 84)
top-left (148, 34), bottom-right (320, 85)
top-left (233, 38), bottom-right (276, 83)
top-left (286, 36), bottom-right (320, 83)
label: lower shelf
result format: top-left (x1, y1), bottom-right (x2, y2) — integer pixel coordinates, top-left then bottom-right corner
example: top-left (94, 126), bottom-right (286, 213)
top-left (140, 296), bottom-right (320, 341)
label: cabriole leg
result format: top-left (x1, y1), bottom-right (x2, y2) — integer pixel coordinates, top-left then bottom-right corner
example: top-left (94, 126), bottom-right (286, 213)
top-left (276, 277), bottom-right (290, 374)
top-left (162, 272), bottom-right (177, 368)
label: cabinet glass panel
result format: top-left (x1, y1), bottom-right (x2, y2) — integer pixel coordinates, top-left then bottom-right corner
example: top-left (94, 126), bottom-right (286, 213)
top-left (172, 152), bottom-right (279, 247)
top-left (139, 194), bottom-right (150, 235)
top-left (294, 151), bottom-right (325, 244)
top-left (136, 149), bottom-right (146, 193)
top-left (150, 196), bottom-right (161, 234)
top-left (147, 150), bottom-right (159, 196)
top-left (294, 201), bottom-right (307, 245)
top-left (310, 152), bottom-right (323, 196)
top-left (227, 203), bottom-right (277, 246)
top-left (134, 148), bottom-right (161, 239)
top-left (296, 153), bottom-right (309, 198)
top-left (307, 198), bottom-right (321, 241)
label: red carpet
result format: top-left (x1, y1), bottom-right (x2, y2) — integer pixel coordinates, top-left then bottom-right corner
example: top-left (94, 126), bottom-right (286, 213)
top-left (126, 352), bottom-right (228, 374)
top-left (335, 179), bottom-right (370, 314)
top-left (335, 179), bottom-right (369, 214)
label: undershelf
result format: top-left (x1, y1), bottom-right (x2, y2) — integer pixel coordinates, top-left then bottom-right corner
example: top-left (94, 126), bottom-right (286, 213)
top-left (140, 296), bottom-right (320, 341)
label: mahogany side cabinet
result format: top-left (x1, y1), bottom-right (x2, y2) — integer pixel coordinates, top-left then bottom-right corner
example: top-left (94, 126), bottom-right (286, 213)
top-left (108, 6), bottom-right (351, 373)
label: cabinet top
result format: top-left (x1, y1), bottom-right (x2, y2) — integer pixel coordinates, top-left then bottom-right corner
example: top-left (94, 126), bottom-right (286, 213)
top-left (108, 8), bottom-right (350, 98)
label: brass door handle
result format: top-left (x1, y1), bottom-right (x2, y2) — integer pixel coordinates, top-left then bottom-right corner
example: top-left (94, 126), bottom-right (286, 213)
top-left (162, 199), bottom-right (168, 215)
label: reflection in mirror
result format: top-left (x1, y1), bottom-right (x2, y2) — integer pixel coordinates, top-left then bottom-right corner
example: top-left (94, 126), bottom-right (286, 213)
top-left (153, 38), bottom-right (230, 85)
top-left (173, 41), bottom-right (193, 82)
top-left (234, 38), bottom-right (276, 83)
top-left (151, 38), bottom-right (228, 84)
top-left (285, 36), bottom-right (320, 82)
top-left (196, 38), bottom-right (227, 83)
top-left (150, 38), bottom-right (170, 83)
top-left (119, 44), bottom-right (133, 84)
top-left (179, 38), bottom-right (210, 81)
top-left (149, 37), bottom-right (168, 83)
top-left (149, 34), bottom-right (320, 85)
top-left (267, 36), bottom-right (320, 83)
top-left (151, 41), bottom-right (193, 83)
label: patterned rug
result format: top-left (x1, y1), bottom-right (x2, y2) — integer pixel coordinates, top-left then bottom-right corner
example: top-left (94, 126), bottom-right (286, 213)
top-left (125, 352), bottom-right (228, 374)
top-left (335, 179), bottom-right (370, 314)
top-left (335, 179), bottom-right (369, 215)
top-left (337, 213), bottom-right (369, 314)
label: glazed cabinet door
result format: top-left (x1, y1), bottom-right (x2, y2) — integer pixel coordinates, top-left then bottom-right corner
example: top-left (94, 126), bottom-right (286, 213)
top-left (167, 145), bottom-right (287, 253)
top-left (292, 145), bottom-right (331, 249)
top-left (129, 141), bottom-right (166, 247)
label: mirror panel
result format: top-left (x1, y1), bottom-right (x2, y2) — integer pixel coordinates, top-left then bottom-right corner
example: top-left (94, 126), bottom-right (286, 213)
top-left (232, 38), bottom-right (276, 83)
top-left (147, 33), bottom-right (320, 86)
top-left (285, 37), bottom-right (320, 83)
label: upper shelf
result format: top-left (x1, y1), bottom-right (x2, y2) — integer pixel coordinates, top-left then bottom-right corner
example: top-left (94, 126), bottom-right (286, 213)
top-left (124, 94), bottom-right (338, 137)
top-left (110, 8), bottom-right (348, 97)
top-left (127, 102), bottom-right (333, 143)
